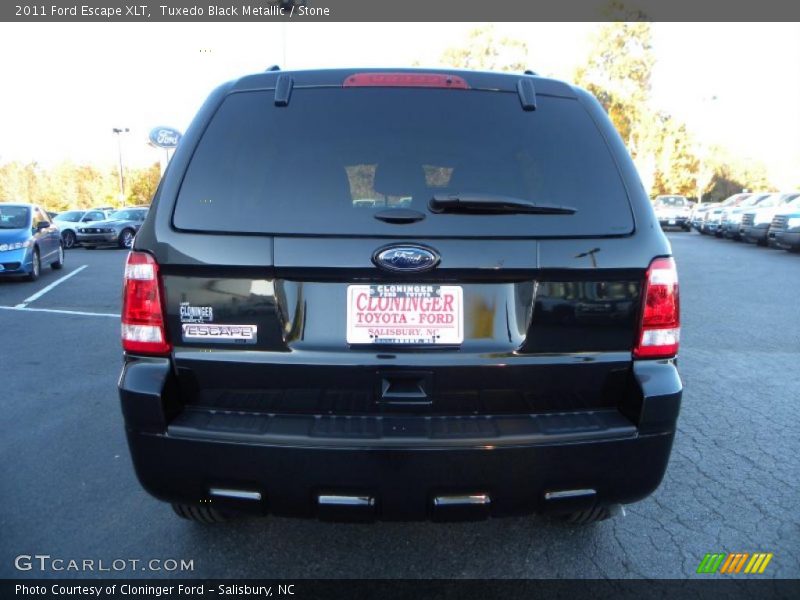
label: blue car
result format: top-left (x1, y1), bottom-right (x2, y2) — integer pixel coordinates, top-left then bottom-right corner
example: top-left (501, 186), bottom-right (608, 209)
top-left (0, 203), bottom-right (64, 281)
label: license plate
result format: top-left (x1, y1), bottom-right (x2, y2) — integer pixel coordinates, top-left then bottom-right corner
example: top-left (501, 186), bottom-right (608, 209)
top-left (347, 284), bottom-right (463, 345)
top-left (668, 219), bottom-right (676, 225)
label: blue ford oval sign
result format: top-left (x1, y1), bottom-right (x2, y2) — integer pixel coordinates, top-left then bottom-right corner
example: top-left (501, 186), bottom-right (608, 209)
top-left (373, 245), bottom-right (440, 272)
top-left (148, 126), bottom-right (182, 149)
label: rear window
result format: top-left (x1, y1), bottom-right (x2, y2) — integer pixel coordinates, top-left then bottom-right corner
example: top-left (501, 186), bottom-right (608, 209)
top-left (654, 196), bottom-right (687, 207)
top-left (174, 88), bottom-right (634, 237)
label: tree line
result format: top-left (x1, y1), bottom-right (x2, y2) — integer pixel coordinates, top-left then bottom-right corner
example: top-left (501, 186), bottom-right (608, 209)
top-left (0, 160), bottom-right (161, 213)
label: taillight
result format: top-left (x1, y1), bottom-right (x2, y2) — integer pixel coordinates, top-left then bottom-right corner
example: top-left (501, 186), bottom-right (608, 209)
top-left (121, 251), bottom-right (171, 355)
top-left (633, 257), bottom-right (680, 359)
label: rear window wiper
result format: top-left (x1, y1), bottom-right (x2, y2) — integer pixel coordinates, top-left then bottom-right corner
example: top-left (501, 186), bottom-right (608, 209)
top-left (429, 194), bottom-right (576, 215)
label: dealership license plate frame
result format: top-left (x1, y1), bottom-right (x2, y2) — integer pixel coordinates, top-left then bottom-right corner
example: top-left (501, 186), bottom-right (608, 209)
top-left (347, 284), bottom-right (464, 345)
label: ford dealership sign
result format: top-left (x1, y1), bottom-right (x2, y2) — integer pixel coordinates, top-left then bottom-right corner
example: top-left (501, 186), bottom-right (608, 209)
top-left (148, 126), bottom-right (182, 149)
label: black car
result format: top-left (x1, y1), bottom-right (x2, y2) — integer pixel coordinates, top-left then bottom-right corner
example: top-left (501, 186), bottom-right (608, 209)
top-left (119, 69), bottom-right (682, 524)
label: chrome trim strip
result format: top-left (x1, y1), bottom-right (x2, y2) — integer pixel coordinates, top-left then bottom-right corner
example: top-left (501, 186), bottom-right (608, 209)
top-left (544, 489), bottom-right (596, 500)
top-left (433, 494), bottom-right (491, 507)
top-left (318, 495), bottom-right (375, 507)
top-left (209, 488), bottom-right (262, 501)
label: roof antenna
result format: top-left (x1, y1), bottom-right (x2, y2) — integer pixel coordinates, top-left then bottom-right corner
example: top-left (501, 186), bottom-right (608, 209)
top-left (266, 65), bottom-right (281, 72)
top-left (523, 69), bottom-right (537, 76)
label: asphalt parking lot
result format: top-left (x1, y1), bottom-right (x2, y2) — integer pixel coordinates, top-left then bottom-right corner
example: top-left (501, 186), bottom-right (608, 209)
top-left (1, 235), bottom-right (798, 579)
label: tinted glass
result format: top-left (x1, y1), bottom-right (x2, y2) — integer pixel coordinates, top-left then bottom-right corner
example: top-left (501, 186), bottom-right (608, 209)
top-left (174, 88), bottom-right (634, 237)
top-left (55, 211), bottom-right (84, 222)
top-left (0, 205), bottom-right (31, 229)
top-left (110, 209), bottom-right (146, 221)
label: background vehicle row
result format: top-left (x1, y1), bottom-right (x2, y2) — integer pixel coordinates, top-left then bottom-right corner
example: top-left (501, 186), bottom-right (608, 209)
top-left (687, 191), bottom-right (800, 252)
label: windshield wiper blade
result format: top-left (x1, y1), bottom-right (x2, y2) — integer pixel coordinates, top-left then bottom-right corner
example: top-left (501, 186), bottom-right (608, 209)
top-left (429, 194), bottom-right (576, 215)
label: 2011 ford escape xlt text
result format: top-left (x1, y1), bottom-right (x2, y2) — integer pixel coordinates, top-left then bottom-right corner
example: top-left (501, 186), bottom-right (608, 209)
top-left (118, 69), bottom-right (682, 524)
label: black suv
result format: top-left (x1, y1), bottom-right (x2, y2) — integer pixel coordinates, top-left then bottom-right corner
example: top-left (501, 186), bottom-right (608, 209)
top-left (119, 69), bottom-right (682, 524)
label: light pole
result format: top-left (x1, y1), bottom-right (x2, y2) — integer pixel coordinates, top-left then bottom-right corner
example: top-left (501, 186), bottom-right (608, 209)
top-left (112, 127), bottom-right (129, 204)
top-left (696, 95), bottom-right (718, 205)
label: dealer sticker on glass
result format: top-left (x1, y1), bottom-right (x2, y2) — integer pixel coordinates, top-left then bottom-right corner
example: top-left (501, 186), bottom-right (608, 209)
top-left (347, 284), bottom-right (463, 345)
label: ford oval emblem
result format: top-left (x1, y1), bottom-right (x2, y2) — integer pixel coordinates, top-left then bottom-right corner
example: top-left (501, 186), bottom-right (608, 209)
top-left (373, 245), bottom-right (440, 272)
top-left (147, 126), bottom-right (182, 149)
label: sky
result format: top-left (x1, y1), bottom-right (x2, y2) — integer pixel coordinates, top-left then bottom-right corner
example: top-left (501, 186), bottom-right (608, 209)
top-left (0, 22), bottom-right (798, 189)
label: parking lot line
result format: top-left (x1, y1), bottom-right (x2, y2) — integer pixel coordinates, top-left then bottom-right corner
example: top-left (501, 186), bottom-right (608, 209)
top-left (0, 305), bottom-right (119, 318)
top-left (13, 264), bottom-right (88, 308)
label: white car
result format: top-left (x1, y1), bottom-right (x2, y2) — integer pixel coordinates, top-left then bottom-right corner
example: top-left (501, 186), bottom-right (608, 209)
top-left (653, 195), bottom-right (692, 230)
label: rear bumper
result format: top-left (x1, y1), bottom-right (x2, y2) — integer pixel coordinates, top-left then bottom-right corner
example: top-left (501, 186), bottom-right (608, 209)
top-left (658, 217), bottom-right (688, 228)
top-left (119, 357), bottom-right (682, 520)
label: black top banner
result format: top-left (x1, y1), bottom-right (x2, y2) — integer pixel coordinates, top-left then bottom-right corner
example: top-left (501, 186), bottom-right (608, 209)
top-left (3, 0), bottom-right (800, 22)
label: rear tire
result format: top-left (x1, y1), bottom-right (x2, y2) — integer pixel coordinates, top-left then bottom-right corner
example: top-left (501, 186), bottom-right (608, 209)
top-left (25, 248), bottom-right (41, 281)
top-left (62, 230), bottom-right (76, 250)
top-left (561, 506), bottom-right (614, 524)
top-left (171, 503), bottom-right (229, 524)
top-left (51, 244), bottom-right (64, 270)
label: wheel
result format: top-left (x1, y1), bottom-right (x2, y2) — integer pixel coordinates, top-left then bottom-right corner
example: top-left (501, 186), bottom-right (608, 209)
top-left (25, 248), bottom-right (41, 281)
top-left (171, 503), bottom-right (229, 523)
top-left (84, 245), bottom-right (96, 250)
top-left (561, 506), bottom-right (615, 524)
top-left (51, 244), bottom-right (64, 270)
top-left (62, 230), bottom-right (76, 249)
top-left (118, 228), bottom-right (135, 249)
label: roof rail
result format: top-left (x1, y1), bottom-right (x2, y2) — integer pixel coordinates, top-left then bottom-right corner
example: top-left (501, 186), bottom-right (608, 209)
top-left (274, 75), bottom-right (294, 107)
top-left (517, 78), bottom-right (537, 111)
top-left (266, 65), bottom-right (281, 72)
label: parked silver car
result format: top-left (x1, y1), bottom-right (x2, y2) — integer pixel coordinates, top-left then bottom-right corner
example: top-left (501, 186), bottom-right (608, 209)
top-left (53, 209), bottom-right (110, 249)
top-left (76, 207), bottom-right (148, 249)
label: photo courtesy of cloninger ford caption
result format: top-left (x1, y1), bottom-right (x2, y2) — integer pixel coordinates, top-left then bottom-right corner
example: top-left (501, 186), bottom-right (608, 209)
top-left (1, 2), bottom-right (799, 598)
